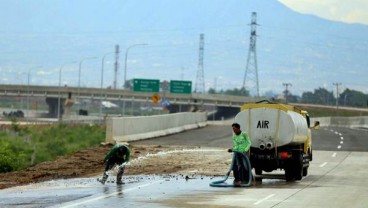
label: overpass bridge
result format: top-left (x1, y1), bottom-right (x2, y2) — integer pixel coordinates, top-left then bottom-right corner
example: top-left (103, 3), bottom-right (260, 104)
top-left (0, 84), bottom-right (259, 119)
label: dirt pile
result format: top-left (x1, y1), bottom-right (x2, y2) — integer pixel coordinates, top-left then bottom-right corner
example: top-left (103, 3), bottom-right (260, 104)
top-left (0, 143), bottom-right (230, 190)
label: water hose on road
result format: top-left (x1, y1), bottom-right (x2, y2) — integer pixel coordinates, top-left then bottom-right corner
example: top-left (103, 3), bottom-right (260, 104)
top-left (209, 151), bottom-right (254, 187)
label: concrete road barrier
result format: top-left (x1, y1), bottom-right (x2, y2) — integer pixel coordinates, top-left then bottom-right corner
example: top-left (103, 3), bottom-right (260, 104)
top-left (312, 116), bottom-right (368, 129)
top-left (105, 112), bottom-right (207, 143)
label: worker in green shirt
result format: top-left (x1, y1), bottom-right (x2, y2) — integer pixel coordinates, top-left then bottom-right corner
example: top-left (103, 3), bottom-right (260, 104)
top-left (98, 143), bottom-right (130, 185)
top-left (228, 123), bottom-right (251, 185)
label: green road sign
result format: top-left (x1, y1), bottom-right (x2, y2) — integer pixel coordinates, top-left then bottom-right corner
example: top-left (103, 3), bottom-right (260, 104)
top-left (133, 79), bottom-right (160, 92)
top-left (170, 80), bottom-right (192, 94)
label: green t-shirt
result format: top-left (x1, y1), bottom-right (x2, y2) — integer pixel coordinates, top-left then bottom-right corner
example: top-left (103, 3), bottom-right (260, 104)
top-left (232, 132), bottom-right (251, 152)
top-left (104, 144), bottom-right (131, 162)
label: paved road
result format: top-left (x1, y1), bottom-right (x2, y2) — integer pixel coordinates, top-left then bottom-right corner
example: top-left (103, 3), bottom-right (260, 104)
top-left (1, 125), bottom-right (368, 208)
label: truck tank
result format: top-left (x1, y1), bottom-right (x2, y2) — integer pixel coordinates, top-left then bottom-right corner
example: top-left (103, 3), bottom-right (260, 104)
top-left (233, 101), bottom-right (313, 181)
top-left (234, 106), bottom-right (309, 149)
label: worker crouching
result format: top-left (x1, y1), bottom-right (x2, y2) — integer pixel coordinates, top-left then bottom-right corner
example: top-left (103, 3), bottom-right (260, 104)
top-left (98, 144), bottom-right (131, 185)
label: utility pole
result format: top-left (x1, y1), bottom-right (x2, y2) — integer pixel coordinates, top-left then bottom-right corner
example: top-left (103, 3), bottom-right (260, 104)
top-left (333, 82), bottom-right (342, 111)
top-left (283, 83), bottom-right (292, 103)
top-left (243, 12), bottom-right (259, 97)
top-left (195, 33), bottom-right (205, 94)
top-left (113, 45), bottom-right (119, 89)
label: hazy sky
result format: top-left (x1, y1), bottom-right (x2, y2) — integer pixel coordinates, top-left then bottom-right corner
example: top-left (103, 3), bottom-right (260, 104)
top-left (278, 0), bottom-right (368, 25)
top-left (1, 0), bottom-right (367, 96)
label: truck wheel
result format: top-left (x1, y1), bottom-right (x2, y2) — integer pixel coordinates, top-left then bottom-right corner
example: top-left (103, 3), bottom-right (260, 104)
top-left (309, 148), bottom-right (313, 161)
top-left (303, 166), bottom-right (308, 176)
top-left (285, 166), bottom-right (294, 182)
top-left (294, 167), bottom-right (303, 180)
top-left (255, 168), bottom-right (262, 175)
top-left (294, 154), bottom-right (303, 180)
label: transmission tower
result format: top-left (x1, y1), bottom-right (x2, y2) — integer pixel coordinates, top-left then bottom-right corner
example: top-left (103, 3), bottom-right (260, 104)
top-left (195, 33), bottom-right (205, 93)
top-left (283, 83), bottom-right (292, 103)
top-left (333, 82), bottom-right (342, 110)
top-left (243, 12), bottom-right (259, 97)
top-left (113, 44), bottom-right (119, 89)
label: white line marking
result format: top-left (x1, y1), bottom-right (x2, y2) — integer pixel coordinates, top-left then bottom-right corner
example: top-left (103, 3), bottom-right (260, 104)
top-left (340, 137), bottom-right (344, 140)
top-left (334, 131), bottom-right (339, 134)
top-left (340, 141), bottom-right (343, 144)
top-left (60, 180), bottom-right (164, 208)
top-left (319, 162), bottom-right (328, 167)
top-left (337, 145), bottom-right (342, 149)
top-left (339, 133), bottom-right (342, 136)
top-left (332, 153), bottom-right (337, 157)
top-left (254, 194), bottom-right (275, 205)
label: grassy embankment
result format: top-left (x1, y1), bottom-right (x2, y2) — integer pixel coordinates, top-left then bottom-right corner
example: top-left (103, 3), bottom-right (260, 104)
top-left (0, 120), bottom-right (105, 173)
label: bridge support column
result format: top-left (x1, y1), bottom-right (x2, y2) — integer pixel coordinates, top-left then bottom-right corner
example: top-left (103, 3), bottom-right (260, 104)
top-left (209, 106), bottom-right (240, 120)
top-left (46, 97), bottom-right (66, 118)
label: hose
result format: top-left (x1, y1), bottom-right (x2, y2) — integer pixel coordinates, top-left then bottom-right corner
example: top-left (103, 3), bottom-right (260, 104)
top-left (209, 151), bottom-right (254, 187)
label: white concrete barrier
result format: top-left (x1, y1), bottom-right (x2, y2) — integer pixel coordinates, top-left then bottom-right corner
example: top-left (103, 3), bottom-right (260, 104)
top-left (312, 116), bottom-right (368, 129)
top-left (105, 112), bottom-right (207, 143)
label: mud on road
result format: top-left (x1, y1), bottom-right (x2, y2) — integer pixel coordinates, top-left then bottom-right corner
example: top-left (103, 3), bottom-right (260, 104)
top-left (0, 125), bottom-right (233, 190)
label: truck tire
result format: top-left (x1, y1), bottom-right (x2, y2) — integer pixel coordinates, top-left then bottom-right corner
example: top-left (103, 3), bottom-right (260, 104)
top-left (294, 153), bottom-right (303, 180)
top-left (285, 166), bottom-right (294, 182)
top-left (303, 166), bottom-right (308, 176)
top-left (255, 168), bottom-right (262, 175)
top-left (309, 148), bottom-right (313, 161)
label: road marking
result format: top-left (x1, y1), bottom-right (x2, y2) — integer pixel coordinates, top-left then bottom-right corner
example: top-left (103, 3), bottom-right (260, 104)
top-left (340, 141), bottom-right (343, 144)
top-left (60, 180), bottom-right (164, 208)
top-left (337, 145), bottom-right (342, 149)
top-left (340, 137), bottom-right (344, 140)
top-left (319, 162), bottom-right (327, 167)
top-left (254, 194), bottom-right (275, 205)
top-left (332, 152), bottom-right (337, 157)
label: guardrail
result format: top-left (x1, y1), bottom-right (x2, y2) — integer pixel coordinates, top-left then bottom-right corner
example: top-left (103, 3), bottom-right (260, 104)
top-left (0, 84), bottom-right (259, 107)
top-left (312, 116), bottom-right (368, 129)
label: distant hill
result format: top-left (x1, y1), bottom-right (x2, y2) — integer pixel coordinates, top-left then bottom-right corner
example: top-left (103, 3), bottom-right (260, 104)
top-left (0, 0), bottom-right (367, 96)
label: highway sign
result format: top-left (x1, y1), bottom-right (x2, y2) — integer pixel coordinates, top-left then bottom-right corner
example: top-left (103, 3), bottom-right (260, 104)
top-left (170, 80), bottom-right (192, 94)
top-left (133, 79), bottom-right (160, 92)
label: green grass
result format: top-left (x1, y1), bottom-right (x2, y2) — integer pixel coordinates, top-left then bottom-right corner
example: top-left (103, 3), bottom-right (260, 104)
top-left (0, 122), bottom-right (105, 173)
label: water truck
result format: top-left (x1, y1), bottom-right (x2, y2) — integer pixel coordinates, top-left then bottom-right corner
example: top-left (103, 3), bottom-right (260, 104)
top-left (234, 100), bottom-right (315, 181)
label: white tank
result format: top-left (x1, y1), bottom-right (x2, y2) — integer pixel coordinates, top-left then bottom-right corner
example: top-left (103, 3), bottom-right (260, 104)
top-left (234, 107), bottom-right (309, 148)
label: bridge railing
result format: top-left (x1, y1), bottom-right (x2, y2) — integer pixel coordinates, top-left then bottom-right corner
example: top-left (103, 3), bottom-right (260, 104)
top-left (0, 84), bottom-right (261, 107)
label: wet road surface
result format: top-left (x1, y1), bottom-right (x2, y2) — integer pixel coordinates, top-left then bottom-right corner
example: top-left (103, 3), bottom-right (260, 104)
top-left (1, 126), bottom-right (368, 207)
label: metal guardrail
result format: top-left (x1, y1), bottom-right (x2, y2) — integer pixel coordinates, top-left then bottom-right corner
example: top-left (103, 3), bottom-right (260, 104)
top-left (0, 84), bottom-right (260, 107)
top-left (0, 117), bottom-right (106, 125)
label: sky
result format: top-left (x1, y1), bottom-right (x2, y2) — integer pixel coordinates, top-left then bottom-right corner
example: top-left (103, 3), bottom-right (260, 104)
top-left (278, 0), bottom-right (368, 25)
top-left (0, 0), bottom-right (367, 97)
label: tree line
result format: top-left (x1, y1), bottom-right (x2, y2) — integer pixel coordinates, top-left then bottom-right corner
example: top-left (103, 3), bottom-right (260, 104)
top-left (208, 87), bottom-right (368, 108)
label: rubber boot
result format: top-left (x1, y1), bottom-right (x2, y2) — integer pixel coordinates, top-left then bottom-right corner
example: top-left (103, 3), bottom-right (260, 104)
top-left (116, 166), bottom-right (125, 185)
top-left (97, 172), bottom-right (108, 184)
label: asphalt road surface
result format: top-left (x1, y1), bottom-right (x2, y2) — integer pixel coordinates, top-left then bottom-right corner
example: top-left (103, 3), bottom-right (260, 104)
top-left (1, 125), bottom-right (368, 208)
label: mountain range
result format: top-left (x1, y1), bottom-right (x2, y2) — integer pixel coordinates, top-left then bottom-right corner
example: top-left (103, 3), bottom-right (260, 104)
top-left (0, 0), bottom-right (367, 96)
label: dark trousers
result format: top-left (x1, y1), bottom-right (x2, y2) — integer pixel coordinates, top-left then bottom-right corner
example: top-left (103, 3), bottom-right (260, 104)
top-left (232, 152), bottom-right (250, 182)
top-left (104, 157), bottom-right (125, 181)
